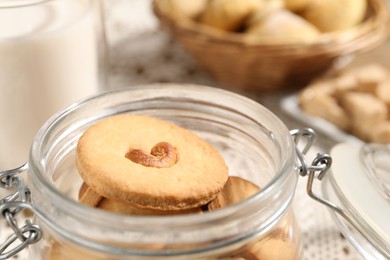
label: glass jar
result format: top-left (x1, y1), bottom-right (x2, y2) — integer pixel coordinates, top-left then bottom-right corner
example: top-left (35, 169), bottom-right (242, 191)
top-left (0, 0), bottom-right (107, 170)
top-left (1, 84), bottom-right (327, 259)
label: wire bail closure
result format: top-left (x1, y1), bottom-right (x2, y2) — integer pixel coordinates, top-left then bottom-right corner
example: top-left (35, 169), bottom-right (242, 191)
top-left (290, 128), bottom-right (381, 251)
top-left (0, 163), bottom-right (42, 259)
top-left (291, 128), bottom-right (339, 208)
top-left (291, 128), bottom-right (338, 204)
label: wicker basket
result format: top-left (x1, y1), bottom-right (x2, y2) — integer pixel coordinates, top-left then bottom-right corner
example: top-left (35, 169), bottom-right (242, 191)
top-left (153, 0), bottom-right (390, 91)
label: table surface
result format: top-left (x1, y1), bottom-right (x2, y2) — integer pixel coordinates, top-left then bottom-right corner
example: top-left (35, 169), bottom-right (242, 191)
top-left (3, 0), bottom-right (390, 259)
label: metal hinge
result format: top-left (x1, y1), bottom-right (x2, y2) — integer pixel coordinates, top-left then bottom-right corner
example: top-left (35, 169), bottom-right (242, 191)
top-left (0, 163), bottom-right (41, 259)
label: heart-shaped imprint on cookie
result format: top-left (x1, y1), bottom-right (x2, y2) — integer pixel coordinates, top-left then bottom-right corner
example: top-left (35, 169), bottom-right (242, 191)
top-left (125, 142), bottom-right (178, 168)
top-left (76, 115), bottom-right (229, 211)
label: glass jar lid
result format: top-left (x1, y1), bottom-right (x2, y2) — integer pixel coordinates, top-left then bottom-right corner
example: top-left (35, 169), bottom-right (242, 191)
top-left (324, 142), bottom-right (390, 259)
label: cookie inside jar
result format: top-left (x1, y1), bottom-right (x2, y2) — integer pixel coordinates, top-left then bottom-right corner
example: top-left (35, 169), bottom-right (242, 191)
top-left (74, 114), bottom-right (273, 216)
top-left (48, 113), bottom-right (299, 259)
top-left (29, 86), bottom-right (301, 259)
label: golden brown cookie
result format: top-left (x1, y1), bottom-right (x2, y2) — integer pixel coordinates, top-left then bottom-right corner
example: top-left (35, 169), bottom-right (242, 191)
top-left (340, 92), bottom-right (388, 141)
top-left (333, 73), bottom-right (359, 97)
top-left (208, 176), bottom-right (260, 210)
top-left (301, 0), bottom-right (367, 32)
top-left (284, 0), bottom-right (309, 12)
top-left (371, 121), bottom-right (390, 144)
top-left (97, 197), bottom-right (203, 216)
top-left (376, 78), bottom-right (390, 112)
top-left (238, 238), bottom-right (297, 260)
top-left (78, 182), bottom-right (203, 216)
top-left (299, 89), bottom-right (351, 131)
top-left (157, 0), bottom-right (208, 20)
top-left (76, 115), bottom-right (229, 210)
top-left (245, 9), bottom-right (320, 43)
top-left (78, 182), bottom-right (103, 207)
top-left (47, 241), bottom-right (101, 260)
top-left (199, 0), bottom-right (260, 31)
top-left (244, 0), bottom-right (284, 25)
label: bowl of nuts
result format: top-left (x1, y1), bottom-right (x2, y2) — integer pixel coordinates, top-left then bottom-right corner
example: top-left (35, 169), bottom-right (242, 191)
top-left (153, 0), bottom-right (390, 91)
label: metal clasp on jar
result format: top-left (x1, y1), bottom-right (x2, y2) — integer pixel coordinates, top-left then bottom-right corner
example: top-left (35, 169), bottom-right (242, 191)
top-left (290, 128), bottom-right (376, 247)
top-left (0, 163), bottom-right (41, 259)
top-left (291, 128), bottom-right (338, 204)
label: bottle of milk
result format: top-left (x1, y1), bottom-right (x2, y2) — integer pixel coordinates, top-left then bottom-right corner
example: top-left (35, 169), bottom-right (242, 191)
top-left (0, 0), bottom-right (106, 170)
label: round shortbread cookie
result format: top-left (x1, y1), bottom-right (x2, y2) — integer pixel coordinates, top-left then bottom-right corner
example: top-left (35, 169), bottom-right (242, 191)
top-left (208, 176), bottom-right (260, 210)
top-left (76, 114), bottom-right (229, 210)
top-left (98, 197), bottom-right (203, 216)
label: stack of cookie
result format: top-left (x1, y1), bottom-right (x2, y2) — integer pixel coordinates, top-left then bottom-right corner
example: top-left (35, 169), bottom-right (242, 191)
top-left (75, 114), bottom-right (261, 215)
top-left (299, 63), bottom-right (390, 143)
top-left (76, 114), bottom-right (226, 214)
top-left (45, 114), bottom-right (300, 259)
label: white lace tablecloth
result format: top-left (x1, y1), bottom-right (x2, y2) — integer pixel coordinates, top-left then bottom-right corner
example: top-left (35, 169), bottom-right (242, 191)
top-left (2, 0), bottom-right (380, 258)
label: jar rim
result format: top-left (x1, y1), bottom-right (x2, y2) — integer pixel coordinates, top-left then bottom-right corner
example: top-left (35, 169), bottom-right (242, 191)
top-left (28, 84), bottom-right (297, 254)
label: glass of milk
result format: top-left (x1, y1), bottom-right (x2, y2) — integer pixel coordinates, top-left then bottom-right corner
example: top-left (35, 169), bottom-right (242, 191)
top-left (0, 0), bottom-right (107, 170)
